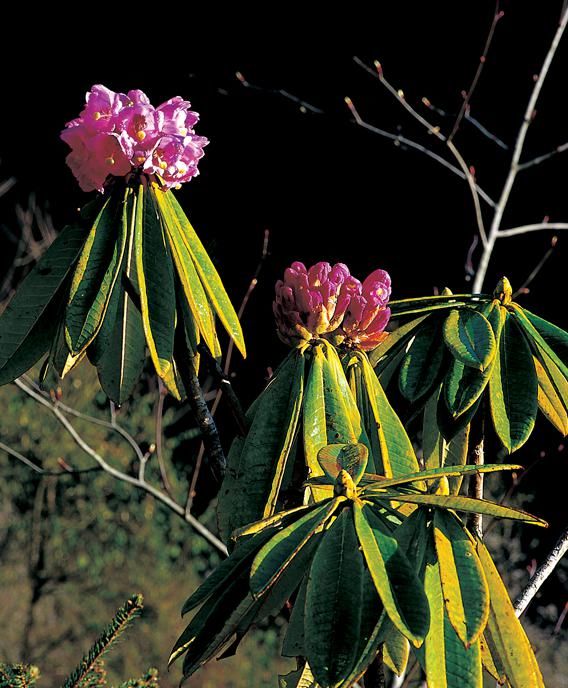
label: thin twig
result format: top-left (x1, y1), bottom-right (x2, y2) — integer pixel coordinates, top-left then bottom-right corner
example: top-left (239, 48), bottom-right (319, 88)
top-left (0, 440), bottom-right (102, 476)
top-left (354, 57), bottom-right (488, 245)
top-left (514, 524), bottom-right (568, 617)
top-left (517, 141), bottom-right (568, 170)
top-left (498, 222), bottom-right (568, 238)
top-left (512, 236), bottom-right (558, 297)
top-left (473, 8), bottom-right (568, 292)
top-left (13, 377), bottom-right (228, 556)
top-left (448, 3), bottom-right (504, 141)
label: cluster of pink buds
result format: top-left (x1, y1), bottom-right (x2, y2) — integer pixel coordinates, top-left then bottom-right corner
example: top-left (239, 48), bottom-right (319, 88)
top-left (61, 85), bottom-right (208, 192)
top-left (273, 261), bottom-right (391, 350)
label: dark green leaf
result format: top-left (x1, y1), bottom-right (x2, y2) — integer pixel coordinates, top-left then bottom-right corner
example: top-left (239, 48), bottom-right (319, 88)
top-left (369, 313), bottom-right (430, 367)
top-left (443, 308), bottom-right (496, 371)
top-left (399, 316), bottom-right (445, 402)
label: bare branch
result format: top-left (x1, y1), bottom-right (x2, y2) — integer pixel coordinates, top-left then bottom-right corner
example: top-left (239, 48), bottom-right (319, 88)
top-left (473, 8), bottom-right (568, 292)
top-left (12, 377), bottom-right (228, 556)
top-left (449, 3), bottom-right (504, 141)
top-left (498, 222), bottom-right (568, 238)
top-left (0, 440), bottom-right (101, 477)
top-left (517, 141), bottom-right (568, 170)
top-left (354, 57), bottom-right (488, 245)
top-left (515, 525), bottom-right (568, 617)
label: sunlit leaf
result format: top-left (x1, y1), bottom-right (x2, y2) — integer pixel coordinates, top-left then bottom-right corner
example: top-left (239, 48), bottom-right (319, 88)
top-left (443, 308), bottom-right (496, 371)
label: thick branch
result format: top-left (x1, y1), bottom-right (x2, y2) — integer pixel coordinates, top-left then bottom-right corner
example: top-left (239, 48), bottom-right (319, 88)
top-left (514, 525), bottom-right (568, 617)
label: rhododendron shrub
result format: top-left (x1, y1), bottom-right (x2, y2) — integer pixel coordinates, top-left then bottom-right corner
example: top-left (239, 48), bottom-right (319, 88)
top-left (2, 83), bottom-right (568, 688)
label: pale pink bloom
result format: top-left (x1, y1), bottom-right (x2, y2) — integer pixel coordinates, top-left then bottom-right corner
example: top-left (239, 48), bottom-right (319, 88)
top-left (342, 269), bottom-right (392, 350)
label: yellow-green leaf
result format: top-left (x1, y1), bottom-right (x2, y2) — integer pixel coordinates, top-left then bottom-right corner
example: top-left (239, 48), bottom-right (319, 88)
top-left (443, 308), bottom-right (496, 371)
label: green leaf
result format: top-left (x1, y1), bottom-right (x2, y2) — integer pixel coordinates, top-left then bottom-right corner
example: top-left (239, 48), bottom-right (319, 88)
top-left (475, 538), bottom-right (545, 688)
top-left (317, 443), bottom-right (368, 485)
top-left (369, 313), bottom-right (430, 367)
top-left (305, 509), bottom-right (363, 686)
top-left (354, 503), bottom-right (429, 645)
top-left (399, 315), bottom-right (445, 402)
top-left (282, 575), bottom-right (308, 658)
top-left (511, 304), bottom-right (568, 377)
top-left (443, 308), bottom-right (496, 371)
top-left (217, 349), bottom-right (305, 541)
top-left (480, 633), bottom-right (507, 684)
top-left (134, 183), bottom-right (176, 379)
top-left (362, 463), bottom-right (521, 494)
top-left (489, 313), bottom-right (538, 453)
top-left (443, 359), bottom-right (490, 419)
top-left (231, 503), bottom-right (319, 543)
top-left (370, 493), bottom-right (547, 527)
top-left (390, 295), bottom-right (486, 318)
top-left (357, 351), bottom-right (421, 479)
top-left (433, 511), bottom-right (488, 646)
top-left (250, 499), bottom-right (340, 597)
top-left (0, 223), bottom-right (88, 385)
top-left (90, 192), bottom-right (146, 405)
top-left (66, 190), bottom-right (125, 355)
top-left (303, 344), bottom-right (328, 483)
top-left (159, 191), bottom-right (217, 356)
top-left (523, 308), bottom-right (568, 368)
top-left (535, 357), bottom-right (568, 435)
top-left (437, 389), bottom-right (481, 442)
top-left (278, 663), bottom-right (317, 688)
top-left (381, 620), bottom-right (410, 676)
top-left (163, 189), bottom-right (246, 357)
top-left (421, 540), bottom-right (482, 688)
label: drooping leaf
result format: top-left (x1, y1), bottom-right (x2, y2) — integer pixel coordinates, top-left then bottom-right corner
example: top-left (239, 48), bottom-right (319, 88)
top-left (305, 509), bottom-right (363, 686)
top-left (480, 632), bottom-right (507, 684)
top-left (135, 183), bottom-right (176, 378)
top-left (90, 193), bottom-right (146, 405)
top-left (354, 503), bottom-right (429, 645)
top-left (443, 359), bottom-right (490, 419)
top-left (358, 351), bottom-right (421, 479)
top-left (433, 511), bottom-right (489, 646)
top-left (218, 349), bottom-right (305, 540)
top-left (399, 315), bottom-right (445, 402)
top-left (370, 313), bottom-right (431, 367)
top-left (161, 189), bottom-right (246, 357)
top-left (250, 499), bottom-right (340, 597)
top-left (489, 313), bottom-right (538, 453)
top-left (66, 190), bottom-right (125, 355)
top-left (390, 295), bottom-right (484, 318)
top-left (282, 575), bottom-right (308, 658)
top-left (437, 389), bottom-right (481, 442)
top-left (160, 191), bottom-right (217, 355)
top-left (535, 357), bottom-right (568, 435)
top-left (370, 493), bottom-right (547, 527)
top-left (303, 344), bottom-right (330, 500)
top-left (512, 304), bottom-right (568, 377)
top-left (443, 308), bottom-right (496, 371)
top-left (381, 620), bottom-right (410, 676)
top-left (475, 538), bottom-right (545, 688)
top-left (0, 223), bottom-right (88, 384)
top-left (420, 539), bottom-right (482, 688)
top-left (524, 308), bottom-right (568, 367)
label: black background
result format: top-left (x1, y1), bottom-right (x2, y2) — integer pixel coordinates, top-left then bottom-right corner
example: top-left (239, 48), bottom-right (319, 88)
top-left (1, 2), bottom-right (567, 581)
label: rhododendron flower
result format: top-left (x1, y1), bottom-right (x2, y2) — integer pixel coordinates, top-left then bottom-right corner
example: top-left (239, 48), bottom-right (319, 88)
top-left (341, 269), bottom-right (392, 350)
top-left (61, 85), bottom-right (208, 192)
top-left (273, 262), bottom-right (391, 349)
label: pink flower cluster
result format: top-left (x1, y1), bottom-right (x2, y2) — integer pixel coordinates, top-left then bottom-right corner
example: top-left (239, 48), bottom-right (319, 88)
top-left (61, 85), bottom-right (208, 192)
top-left (273, 261), bottom-right (391, 350)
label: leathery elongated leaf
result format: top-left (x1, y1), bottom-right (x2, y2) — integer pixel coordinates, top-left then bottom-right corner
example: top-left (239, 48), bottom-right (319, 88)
top-left (399, 315), bottom-right (445, 402)
top-left (0, 223), bottom-right (89, 384)
top-left (317, 443), bottom-right (368, 485)
top-left (443, 308), bottom-right (496, 371)
top-left (357, 351), bottom-right (421, 479)
top-left (370, 493), bottom-right (548, 527)
top-left (475, 538), bottom-right (545, 688)
top-left (159, 192), bottom-right (217, 355)
top-left (135, 183), bottom-right (175, 378)
top-left (533, 342), bottom-right (568, 420)
top-left (513, 305), bottom-right (568, 375)
top-left (305, 509), bottom-right (363, 686)
top-left (443, 358), bottom-right (490, 419)
top-left (217, 349), bottom-right (305, 540)
top-left (250, 499), bottom-right (340, 597)
top-left (535, 357), bottom-right (568, 435)
top-left (90, 191), bottom-right (146, 405)
top-left (489, 313), bottom-right (538, 452)
top-left (381, 620), bottom-right (410, 676)
top-left (523, 308), bottom-right (568, 367)
top-left (303, 344), bottom-right (328, 482)
top-left (282, 575), bottom-right (308, 658)
top-left (362, 463), bottom-right (520, 494)
top-left (420, 540), bottom-right (482, 688)
top-left (66, 191), bottom-right (125, 354)
top-left (279, 663), bottom-right (317, 688)
top-left (433, 511), bottom-right (489, 646)
top-left (160, 189), bottom-right (246, 357)
top-left (369, 313), bottom-right (430, 367)
top-left (354, 503), bottom-right (429, 645)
